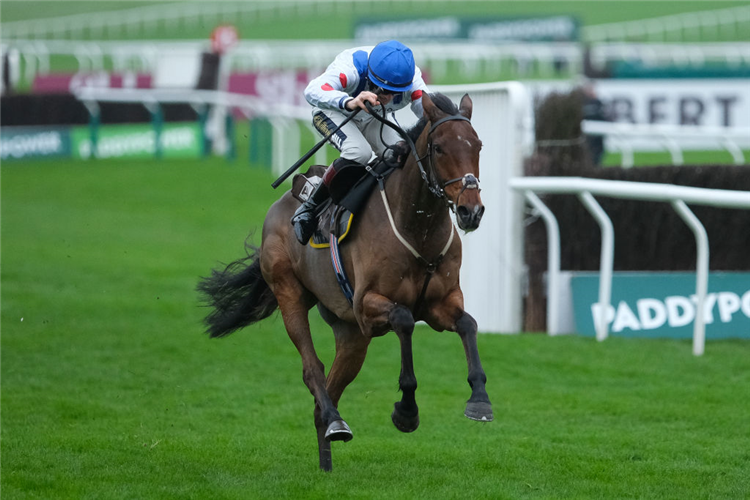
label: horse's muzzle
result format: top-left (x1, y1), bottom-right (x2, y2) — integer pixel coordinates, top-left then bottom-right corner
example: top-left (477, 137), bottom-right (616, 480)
top-left (456, 203), bottom-right (485, 231)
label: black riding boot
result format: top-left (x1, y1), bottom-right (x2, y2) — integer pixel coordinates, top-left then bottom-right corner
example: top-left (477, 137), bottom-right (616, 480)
top-left (291, 181), bottom-right (330, 245)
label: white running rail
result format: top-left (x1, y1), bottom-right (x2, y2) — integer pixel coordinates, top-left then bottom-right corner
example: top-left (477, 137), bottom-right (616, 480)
top-left (583, 5), bottom-right (750, 43)
top-left (509, 176), bottom-right (750, 356)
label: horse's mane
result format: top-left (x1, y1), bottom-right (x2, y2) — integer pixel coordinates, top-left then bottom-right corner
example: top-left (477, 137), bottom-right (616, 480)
top-left (405, 92), bottom-right (459, 143)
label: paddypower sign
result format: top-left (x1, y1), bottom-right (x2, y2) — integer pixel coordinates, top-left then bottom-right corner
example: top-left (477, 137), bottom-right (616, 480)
top-left (571, 273), bottom-right (750, 339)
top-left (354, 16), bottom-right (579, 43)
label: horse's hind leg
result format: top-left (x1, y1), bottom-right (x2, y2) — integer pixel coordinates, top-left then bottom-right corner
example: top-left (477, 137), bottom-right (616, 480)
top-left (272, 276), bottom-right (352, 469)
top-left (425, 290), bottom-right (493, 422)
top-left (361, 294), bottom-right (420, 433)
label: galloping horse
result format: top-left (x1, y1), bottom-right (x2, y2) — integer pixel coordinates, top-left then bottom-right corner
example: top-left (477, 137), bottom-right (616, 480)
top-left (198, 92), bottom-right (493, 471)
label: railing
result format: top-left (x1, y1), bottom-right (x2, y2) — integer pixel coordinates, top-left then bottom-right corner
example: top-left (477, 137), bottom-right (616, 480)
top-left (6, 37), bottom-right (750, 94)
top-left (583, 5), bottom-right (750, 43)
top-left (1, 39), bottom-right (583, 90)
top-left (509, 176), bottom-right (750, 356)
top-left (582, 120), bottom-right (750, 167)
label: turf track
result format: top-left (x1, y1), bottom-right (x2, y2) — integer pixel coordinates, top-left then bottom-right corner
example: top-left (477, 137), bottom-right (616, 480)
top-left (2, 159), bottom-right (749, 498)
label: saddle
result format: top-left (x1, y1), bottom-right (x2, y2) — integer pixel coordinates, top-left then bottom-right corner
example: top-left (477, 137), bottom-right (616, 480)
top-left (291, 160), bottom-right (395, 248)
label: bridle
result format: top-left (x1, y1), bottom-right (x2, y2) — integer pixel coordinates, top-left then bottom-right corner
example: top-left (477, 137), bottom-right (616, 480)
top-left (367, 102), bottom-right (481, 211)
top-left (419, 115), bottom-right (481, 210)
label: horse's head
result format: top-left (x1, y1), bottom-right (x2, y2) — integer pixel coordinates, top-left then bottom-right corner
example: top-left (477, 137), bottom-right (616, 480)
top-left (421, 93), bottom-right (484, 232)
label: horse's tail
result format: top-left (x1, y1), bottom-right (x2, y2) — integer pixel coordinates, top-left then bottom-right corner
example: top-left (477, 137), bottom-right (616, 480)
top-left (197, 244), bottom-right (278, 338)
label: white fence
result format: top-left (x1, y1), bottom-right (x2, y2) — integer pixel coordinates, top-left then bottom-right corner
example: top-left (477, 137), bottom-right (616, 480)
top-left (6, 38), bottom-right (750, 90)
top-left (583, 5), bottom-right (750, 43)
top-left (1, 38), bottom-right (584, 90)
top-left (509, 176), bottom-right (750, 356)
top-left (582, 120), bottom-right (750, 167)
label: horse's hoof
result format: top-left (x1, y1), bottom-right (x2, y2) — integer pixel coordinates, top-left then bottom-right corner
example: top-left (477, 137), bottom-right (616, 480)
top-left (325, 420), bottom-right (353, 442)
top-left (464, 401), bottom-right (493, 422)
top-left (391, 402), bottom-right (420, 433)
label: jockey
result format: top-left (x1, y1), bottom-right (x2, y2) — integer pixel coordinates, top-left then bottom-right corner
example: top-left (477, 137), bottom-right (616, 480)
top-left (291, 40), bottom-right (430, 245)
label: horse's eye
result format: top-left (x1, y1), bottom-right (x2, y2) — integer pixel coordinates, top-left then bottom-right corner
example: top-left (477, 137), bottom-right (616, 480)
top-left (433, 144), bottom-right (443, 155)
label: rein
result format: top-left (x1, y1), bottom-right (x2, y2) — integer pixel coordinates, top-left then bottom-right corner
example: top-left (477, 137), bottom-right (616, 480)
top-left (366, 102), bottom-right (480, 211)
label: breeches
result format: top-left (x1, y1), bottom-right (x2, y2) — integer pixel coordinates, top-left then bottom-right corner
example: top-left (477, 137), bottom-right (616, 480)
top-left (312, 108), bottom-right (402, 166)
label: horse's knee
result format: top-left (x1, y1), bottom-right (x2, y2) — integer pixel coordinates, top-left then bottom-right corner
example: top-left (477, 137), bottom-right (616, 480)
top-left (389, 305), bottom-right (415, 335)
top-left (456, 312), bottom-right (477, 336)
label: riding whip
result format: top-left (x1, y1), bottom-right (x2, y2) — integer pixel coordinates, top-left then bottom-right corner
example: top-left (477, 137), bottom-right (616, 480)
top-left (271, 107), bottom-right (362, 189)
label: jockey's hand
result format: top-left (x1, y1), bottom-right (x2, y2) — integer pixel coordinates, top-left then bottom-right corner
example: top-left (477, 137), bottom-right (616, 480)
top-left (383, 141), bottom-right (409, 168)
top-left (346, 91), bottom-right (381, 112)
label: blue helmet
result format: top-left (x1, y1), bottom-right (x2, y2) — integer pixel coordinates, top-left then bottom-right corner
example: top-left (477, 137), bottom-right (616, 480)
top-left (367, 40), bottom-right (415, 93)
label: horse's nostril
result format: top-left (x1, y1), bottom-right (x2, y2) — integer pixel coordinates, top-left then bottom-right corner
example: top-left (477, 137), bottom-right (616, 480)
top-left (457, 206), bottom-right (470, 220)
top-left (477, 206), bottom-right (485, 220)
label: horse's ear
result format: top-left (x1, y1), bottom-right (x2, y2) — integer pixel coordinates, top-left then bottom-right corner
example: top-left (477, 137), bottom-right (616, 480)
top-left (459, 94), bottom-right (473, 120)
top-left (421, 92), bottom-right (439, 121)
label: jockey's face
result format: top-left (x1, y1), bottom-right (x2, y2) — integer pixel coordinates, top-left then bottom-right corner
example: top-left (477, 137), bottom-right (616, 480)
top-left (369, 82), bottom-right (398, 105)
top-left (377, 91), bottom-right (395, 105)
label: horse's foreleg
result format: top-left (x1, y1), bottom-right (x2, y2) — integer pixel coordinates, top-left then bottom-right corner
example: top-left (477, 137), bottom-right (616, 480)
top-left (360, 293), bottom-right (420, 433)
top-left (455, 312), bottom-right (493, 421)
top-left (425, 291), bottom-right (493, 422)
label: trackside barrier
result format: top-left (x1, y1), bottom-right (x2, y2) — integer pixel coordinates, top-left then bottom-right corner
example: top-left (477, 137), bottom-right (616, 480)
top-left (583, 120), bottom-right (750, 167)
top-left (583, 5), bottom-right (750, 43)
top-left (9, 39), bottom-right (750, 91)
top-left (509, 176), bottom-right (750, 356)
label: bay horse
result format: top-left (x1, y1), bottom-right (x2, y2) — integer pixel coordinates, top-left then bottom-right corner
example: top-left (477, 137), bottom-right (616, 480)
top-left (198, 92), bottom-right (493, 471)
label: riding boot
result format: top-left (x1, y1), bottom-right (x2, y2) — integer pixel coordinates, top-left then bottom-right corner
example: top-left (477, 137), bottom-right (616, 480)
top-left (291, 181), bottom-right (330, 245)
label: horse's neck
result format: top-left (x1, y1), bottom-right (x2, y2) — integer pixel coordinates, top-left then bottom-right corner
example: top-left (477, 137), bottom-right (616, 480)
top-left (385, 160), bottom-right (452, 251)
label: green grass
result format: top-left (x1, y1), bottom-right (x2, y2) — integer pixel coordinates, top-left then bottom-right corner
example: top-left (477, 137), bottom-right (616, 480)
top-left (3, 158), bottom-right (750, 499)
top-left (602, 149), bottom-right (750, 167)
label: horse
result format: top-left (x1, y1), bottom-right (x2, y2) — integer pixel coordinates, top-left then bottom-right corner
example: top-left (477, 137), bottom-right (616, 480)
top-left (198, 92), bottom-right (493, 472)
